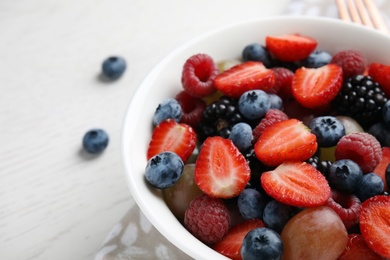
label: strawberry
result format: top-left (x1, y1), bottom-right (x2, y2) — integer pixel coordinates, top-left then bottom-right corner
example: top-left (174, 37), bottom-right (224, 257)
top-left (260, 161), bottom-right (331, 207)
top-left (368, 62), bottom-right (390, 98)
top-left (265, 34), bottom-right (318, 62)
top-left (359, 195), bottom-right (390, 259)
top-left (338, 234), bottom-right (384, 260)
top-left (213, 219), bottom-right (265, 260)
top-left (147, 119), bottom-right (197, 162)
top-left (373, 146), bottom-right (390, 191)
top-left (194, 136), bottom-right (250, 198)
top-left (292, 64), bottom-right (343, 109)
top-left (254, 119), bottom-right (317, 167)
top-left (213, 61), bottom-right (275, 98)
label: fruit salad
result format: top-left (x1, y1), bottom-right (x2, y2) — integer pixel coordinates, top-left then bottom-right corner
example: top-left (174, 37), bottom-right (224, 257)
top-left (144, 33), bottom-right (390, 259)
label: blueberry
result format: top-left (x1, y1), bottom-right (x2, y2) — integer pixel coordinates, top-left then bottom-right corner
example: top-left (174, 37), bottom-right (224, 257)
top-left (262, 200), bottom-right (293, 234)
top-left (152, 98), bottom-right (182, 126)
top-left (368, 122), bottom-right (390, 146)
top-left (241, 227), bottom-right (284, 260)
top-left (238, 90), bottom-right (271, 120)
top-left (327, 159), bottom-right (363, 193)
top-left (228, 122), bottom-right (253, 152)
top-left (301, 50), bottom-right (332, 68)
top-left (82, 129), bottom-right (109, 154)
top-left (387, 164), bottom-right (390, 188)
top-left (102, 56), bottom-right (126, 79)
top-left (237, 188), bottom-right (267, 220)
top-left (383, 100), bottom-right (390, 127)
top-left (309, 116), bottom-right (345, 147)
top-left (145, 151), bottom-right (184, 189)
top-left (242, 43), bottom-right (272, 68)
top-left (356, 173), bottom-right (384, 201)
top-left (268, 94), bottom-right (283, 110)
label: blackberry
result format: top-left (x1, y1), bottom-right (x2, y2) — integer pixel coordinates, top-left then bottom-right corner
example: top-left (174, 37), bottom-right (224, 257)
top-left (306, 155), bottom-right (332, 176)
top-left (333, 75), bottom-right (388, 129)
top-left (197, 96), bottom-right (257, 142)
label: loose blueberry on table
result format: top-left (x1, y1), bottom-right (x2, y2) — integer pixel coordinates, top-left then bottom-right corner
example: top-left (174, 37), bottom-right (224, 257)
top-left (144, 33), bottom-right (390, 259)
top-left (82, 129), bottom-right (109, 154)
top-left (101, 56), bottom-right (127, 80)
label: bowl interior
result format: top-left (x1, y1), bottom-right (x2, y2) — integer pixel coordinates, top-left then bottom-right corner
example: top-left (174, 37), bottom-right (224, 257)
top-left (122, 16), bottom-right (390, 259)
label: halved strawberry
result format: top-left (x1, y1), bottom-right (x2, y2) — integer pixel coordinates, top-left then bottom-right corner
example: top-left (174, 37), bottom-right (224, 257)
top-left (194, 136), bottom-right (250, 198)
top-left (359, 195), bottom-right (390, 259)
top-left (260, 161), bottom-right (331, 207)
top-left (368, 62), bottom-right (390, 98)
top-left (338, 234), bottom-right (384, 260)
top-left (213, 61), bottom-right (275, 98)
top-left (254, 119), bottom-right (317, 167)
top-left (292, 64), bottom-right (343, 109)
top-left (372, 147), bottom-right (390, 191)
top-left (265, 34), bottom-right (317, 62)
top-left (213, 219), bottom-right (265, 260)
top-left (147, 119), bottom-right (196, 162)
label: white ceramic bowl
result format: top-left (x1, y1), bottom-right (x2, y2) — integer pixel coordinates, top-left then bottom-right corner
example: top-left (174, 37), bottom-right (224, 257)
top-left (122, 16), bottom-right (390, 259)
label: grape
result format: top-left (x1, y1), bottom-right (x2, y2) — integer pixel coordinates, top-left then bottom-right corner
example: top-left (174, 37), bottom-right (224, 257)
top-left (162, 164), bottom-right (203, 221)
top-left (281, 206), bottom-right (348, 260)
top-left (336, 116), bottom-right (364, 135)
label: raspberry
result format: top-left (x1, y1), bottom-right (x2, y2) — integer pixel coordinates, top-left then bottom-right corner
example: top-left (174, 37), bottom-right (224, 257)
top-left (270, 67), bottom-right (294, 100)
top-left (184, 194), bottom-right (230, 244)
top-left (181, 53), bottom-right (219, 98)
top-left (335, 132), bottom-right (382, 173)
top-left (325, 190), bottom-right (361, 230)
top-left (252, 109), bottom-right (289, 143)
top-left (175, 91), bottom-right (206, 127)
top-left (330, 49), bottom-right (367, 79)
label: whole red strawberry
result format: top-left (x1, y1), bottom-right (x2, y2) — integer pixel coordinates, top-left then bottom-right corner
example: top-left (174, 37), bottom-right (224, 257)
top-left (265, 33), bottom-right (317, 62)
top-left (184, 194), bottom-right (231, 245)
top-left (368, 62), bottom-right (390, 98)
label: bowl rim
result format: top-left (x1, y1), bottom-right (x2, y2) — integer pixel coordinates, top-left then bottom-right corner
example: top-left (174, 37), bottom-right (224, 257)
top-left (121, 15), bottom-right (390, 259)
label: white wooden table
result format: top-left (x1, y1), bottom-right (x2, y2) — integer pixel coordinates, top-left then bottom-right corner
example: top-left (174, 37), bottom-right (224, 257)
top-left (1, 0), bottom-right (389, 259)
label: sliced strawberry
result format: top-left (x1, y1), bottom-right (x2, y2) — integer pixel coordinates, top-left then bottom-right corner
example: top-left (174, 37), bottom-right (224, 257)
top-left (368, 62), bottom-right (390, 98)
top-left (359, 195), bottom-right (390, 259)
top-left (373, 147), bottom-right (390, 191)
top-left (292, 64), bottom-right (343, 109)
top-left (254, 119), bottom-right (317, 167)
top-left (265, 34), bottom-right (318, 62)
top-left (213, 219), bottom-right (265, 260)
top-left (338, 234), bottom-right (384, 260)
top-left (213, 61), bottom-right (275, 98)
top-left (194, 136), bottom-right (250, 198)
top-left (260, 161), bottom-right (331, 207)
top-left (147, 119), bottom-right (197, 162)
